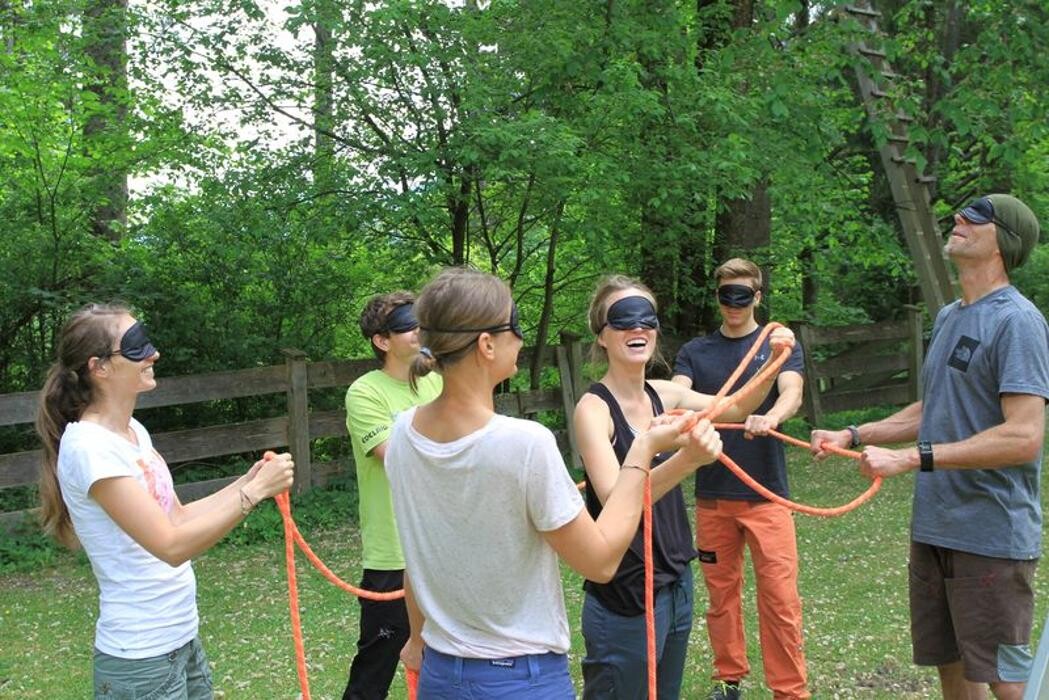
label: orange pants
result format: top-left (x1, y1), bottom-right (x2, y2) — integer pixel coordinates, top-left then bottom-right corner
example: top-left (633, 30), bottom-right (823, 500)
top-left (696, 499), bottom-right (809, 700)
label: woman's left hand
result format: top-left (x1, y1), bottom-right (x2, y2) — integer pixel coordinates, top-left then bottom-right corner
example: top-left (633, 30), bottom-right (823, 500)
top-left (401, 638), bottom-right (424, 672)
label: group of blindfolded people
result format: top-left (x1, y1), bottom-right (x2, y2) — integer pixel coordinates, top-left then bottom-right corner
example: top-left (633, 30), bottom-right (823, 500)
top-left (36, 191), bottom-right (1048, 700)
top-left (342, 262), bottom-right (804, 700)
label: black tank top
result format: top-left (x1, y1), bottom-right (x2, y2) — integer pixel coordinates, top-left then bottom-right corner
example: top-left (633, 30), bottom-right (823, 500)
top-left (582, 382), bottom-right (697, 616)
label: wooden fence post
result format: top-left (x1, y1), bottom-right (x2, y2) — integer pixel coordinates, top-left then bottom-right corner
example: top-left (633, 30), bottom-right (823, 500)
top-left (793, 322), bottom-right (823, 426)
top-left (283, 349), bottom-right (312, 495)
top-left (906, 305), bottom-right (924, 402)
top-left (557, 331), bottom-right (582, 468)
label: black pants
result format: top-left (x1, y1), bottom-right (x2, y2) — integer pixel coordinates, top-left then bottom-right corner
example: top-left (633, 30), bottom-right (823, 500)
top-left (342, 568), bottom-right (410, 700)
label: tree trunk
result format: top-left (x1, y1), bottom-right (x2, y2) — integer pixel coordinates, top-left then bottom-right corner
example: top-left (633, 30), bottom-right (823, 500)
top-left (922, 0), bottom-right (961, 198)
top-left (693, 0), bottom-right (767, 331)
top-left (795, 0), bottom-right (818, 315)
top-left (449, 173), bottom-right (471, 265)
top-left (83, 0), bottom-right (128, 242)
top-left (313, 0), bottom-right (336, 192)
top-left (529, 201), bottom-right (566, 390)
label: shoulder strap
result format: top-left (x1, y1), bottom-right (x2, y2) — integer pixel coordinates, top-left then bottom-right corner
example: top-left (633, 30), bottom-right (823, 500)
top-left (643, 381), bottom-right (665, 417)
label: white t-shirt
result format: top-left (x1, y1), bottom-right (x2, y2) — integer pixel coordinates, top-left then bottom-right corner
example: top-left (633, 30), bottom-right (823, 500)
top-left (386, 409), bottom-right (584, 658)
top-left (58, 419), bottom-right (198, 658)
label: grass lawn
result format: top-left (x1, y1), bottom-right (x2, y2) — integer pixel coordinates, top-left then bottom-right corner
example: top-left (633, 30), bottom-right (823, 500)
top-left (3, 442), bottom-right (1049, 698)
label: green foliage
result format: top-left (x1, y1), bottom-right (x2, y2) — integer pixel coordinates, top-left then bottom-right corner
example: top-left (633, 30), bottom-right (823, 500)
top-left (3, 0), bottom-right (1047, 397)
top-left (0, 514), bottom-right (67, 574)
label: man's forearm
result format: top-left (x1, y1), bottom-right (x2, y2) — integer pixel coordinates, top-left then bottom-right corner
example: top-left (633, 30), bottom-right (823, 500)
top-left (765, 387), bottom-right (802, 425)
top-left (858, 401), bottom-right (923, 444)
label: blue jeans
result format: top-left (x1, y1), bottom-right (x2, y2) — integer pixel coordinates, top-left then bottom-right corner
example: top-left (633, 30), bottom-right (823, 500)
top-left (94, 636), bottom-right (213, 699)
top-left (581, 566), bottom-right (694, 699)
top-left (419, 645), bottom-right (575, 699)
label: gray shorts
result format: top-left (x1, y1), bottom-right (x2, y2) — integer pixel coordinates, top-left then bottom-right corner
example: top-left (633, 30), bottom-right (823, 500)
top-left (909, 541), bottom-right (1037, 683)
top-left (94, 636), bottom-right (213, 699)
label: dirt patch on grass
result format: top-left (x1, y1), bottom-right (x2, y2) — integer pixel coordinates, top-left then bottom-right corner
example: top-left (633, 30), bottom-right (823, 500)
top-left (853, 662), bottom-right (934, 693)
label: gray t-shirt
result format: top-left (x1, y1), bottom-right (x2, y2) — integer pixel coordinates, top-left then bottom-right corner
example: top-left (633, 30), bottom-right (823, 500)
top-left (913, 285), bottom-right (1049, 559)
top-left (386, 409), bottom-right (584, 658)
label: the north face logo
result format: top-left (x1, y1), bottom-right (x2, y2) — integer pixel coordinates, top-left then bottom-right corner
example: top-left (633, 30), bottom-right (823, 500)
top-left (948, 335), bottom-right (980, 372)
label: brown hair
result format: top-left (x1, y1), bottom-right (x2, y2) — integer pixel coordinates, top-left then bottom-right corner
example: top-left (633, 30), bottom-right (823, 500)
top-left (359, 291), bottom-right (416, 362)
top-left (409, 268), bottom-right (513, 392)
top-left (586, 275), bottom-right (662, 365)
top-left (35, 303), bottom-right (130, 548)
top-left (714, 257), bottom-right (762, 290)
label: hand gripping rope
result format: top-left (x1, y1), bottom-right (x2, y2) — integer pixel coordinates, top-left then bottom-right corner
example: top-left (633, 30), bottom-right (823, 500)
top-left (272, 322), bottom-right (877, 700)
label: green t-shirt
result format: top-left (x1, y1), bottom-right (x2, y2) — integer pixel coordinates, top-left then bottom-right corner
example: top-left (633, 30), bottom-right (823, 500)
top-left (345, 369), bottom-right (442, 569)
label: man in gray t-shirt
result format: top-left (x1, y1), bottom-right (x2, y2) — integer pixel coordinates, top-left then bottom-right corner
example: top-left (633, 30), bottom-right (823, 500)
top-left (811, 193), bottom-right (1047, 700)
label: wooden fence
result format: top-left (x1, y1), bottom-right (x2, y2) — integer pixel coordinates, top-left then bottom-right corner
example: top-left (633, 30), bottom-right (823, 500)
top-left (0, 332), bottom-right (590, 532)
top-left (793, 306), bottom-right (924, 425)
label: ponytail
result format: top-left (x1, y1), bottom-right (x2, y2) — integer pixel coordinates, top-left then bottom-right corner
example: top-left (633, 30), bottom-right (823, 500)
top-left (34, 303), bottom-right (128, 548)
top-left (408, 348), bottom-right (440, 394)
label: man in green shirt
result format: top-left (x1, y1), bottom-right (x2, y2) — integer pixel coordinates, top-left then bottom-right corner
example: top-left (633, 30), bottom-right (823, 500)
top-left (342, 292), bottom-right (442, 700)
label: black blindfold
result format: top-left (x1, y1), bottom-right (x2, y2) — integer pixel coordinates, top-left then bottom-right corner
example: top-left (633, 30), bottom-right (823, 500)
top-left (117, 322), bottom-right (157, 361)
top-left (717, 284), bottom-right (757, 308)
top-left (604, 296), bottom-right (660, 331)
top-left (385, 303), bottom-right (419, 334)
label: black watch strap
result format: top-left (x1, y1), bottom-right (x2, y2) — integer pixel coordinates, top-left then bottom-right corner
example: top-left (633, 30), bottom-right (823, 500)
top-left (847, 425), bottom-right (861, 448)
top-left (918, 440), bottom-right (934, 472)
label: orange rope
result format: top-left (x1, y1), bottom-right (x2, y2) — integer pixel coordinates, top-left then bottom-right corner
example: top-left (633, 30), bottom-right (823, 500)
top-left (285, 515), bottom-right (404, 600)
top-left (709, 424), bottom-right (877, 516)
top-left (271, 451), bottom-right (410, 700)
top-left (638, 323), bottom-right (795, 698)
top-left (275, 490), bottom-right (311, 700)
top-left (643, 474), bottom-right (656, 698)
top-left (407, 668), bottom-right (419, 700)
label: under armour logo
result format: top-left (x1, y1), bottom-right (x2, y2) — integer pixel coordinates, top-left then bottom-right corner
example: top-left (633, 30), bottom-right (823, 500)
top-left (377, 627), bottom-right (394, 639)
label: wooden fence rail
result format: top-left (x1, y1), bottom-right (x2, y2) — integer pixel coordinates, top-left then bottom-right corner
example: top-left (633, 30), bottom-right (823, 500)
top-left (0, 333), bottom-right (587, 532)
top-left (793, 306), bottom-right (924, 425)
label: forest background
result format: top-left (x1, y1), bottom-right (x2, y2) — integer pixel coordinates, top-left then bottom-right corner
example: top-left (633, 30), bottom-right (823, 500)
top-left (1, 0), bottom-right (1049, 449)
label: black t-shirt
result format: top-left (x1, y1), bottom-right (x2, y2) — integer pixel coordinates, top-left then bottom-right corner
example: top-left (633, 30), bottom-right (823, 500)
top-left (582, 382), bottom-right (697, 617)
top-left (673, 326), bottom-right (805, 501)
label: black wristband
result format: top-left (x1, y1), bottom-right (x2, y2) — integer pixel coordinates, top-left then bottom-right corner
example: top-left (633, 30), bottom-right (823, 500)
top-left (847, 425), bottom-right (861, 448)
top-left (918, 440), bottom-right (934, 472)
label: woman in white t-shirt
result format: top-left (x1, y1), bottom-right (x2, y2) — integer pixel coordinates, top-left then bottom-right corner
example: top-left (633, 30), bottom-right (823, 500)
top-left (388, 268), bottom-right (723, 699)
top-left (35, 303), bottom-right (295, 699)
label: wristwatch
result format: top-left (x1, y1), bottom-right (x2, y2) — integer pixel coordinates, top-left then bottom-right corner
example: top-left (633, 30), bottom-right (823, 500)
top-left (917, 440), bottom-right (934, 472)
top-left (846, 425), bottom-right (861, 448)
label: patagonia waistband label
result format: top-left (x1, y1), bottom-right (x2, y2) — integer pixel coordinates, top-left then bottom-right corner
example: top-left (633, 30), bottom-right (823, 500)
top-left (490, 658), bottom-right (516, 668)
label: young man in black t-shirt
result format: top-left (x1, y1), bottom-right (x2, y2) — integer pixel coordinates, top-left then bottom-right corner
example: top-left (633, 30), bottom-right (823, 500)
top-left (672, 258), bottom-right (809, 700)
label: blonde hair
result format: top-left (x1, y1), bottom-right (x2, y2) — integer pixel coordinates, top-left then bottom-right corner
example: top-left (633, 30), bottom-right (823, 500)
top-left (714, 258), bottom-right (762, 290)
top-left (409, 268), bottom-right (514, 392)
top-left (586, 275), bottom-right (661, 365)
top-left (36, 303), bottom-right (130, 548)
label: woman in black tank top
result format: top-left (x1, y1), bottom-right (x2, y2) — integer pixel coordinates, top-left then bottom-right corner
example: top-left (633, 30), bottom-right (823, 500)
top-left (574, 276), bottom-right (793, 699)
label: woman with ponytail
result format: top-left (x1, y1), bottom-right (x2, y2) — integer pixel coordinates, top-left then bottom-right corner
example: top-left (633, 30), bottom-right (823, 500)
top-left (36, 303), bottom-right (295, 699)
top-left (574, 276), bottom-right (794, 699)
top-left (387, 268), bottom-right (723, 699)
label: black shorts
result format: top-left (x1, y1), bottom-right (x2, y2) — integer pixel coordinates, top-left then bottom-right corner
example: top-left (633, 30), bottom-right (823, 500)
top-left (909, 541), bottom-right (1037, 683)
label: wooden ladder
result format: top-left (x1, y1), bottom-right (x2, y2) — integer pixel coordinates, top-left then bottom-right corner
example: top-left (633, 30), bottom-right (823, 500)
top-left (844, 2), bottom-right (956, 317)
